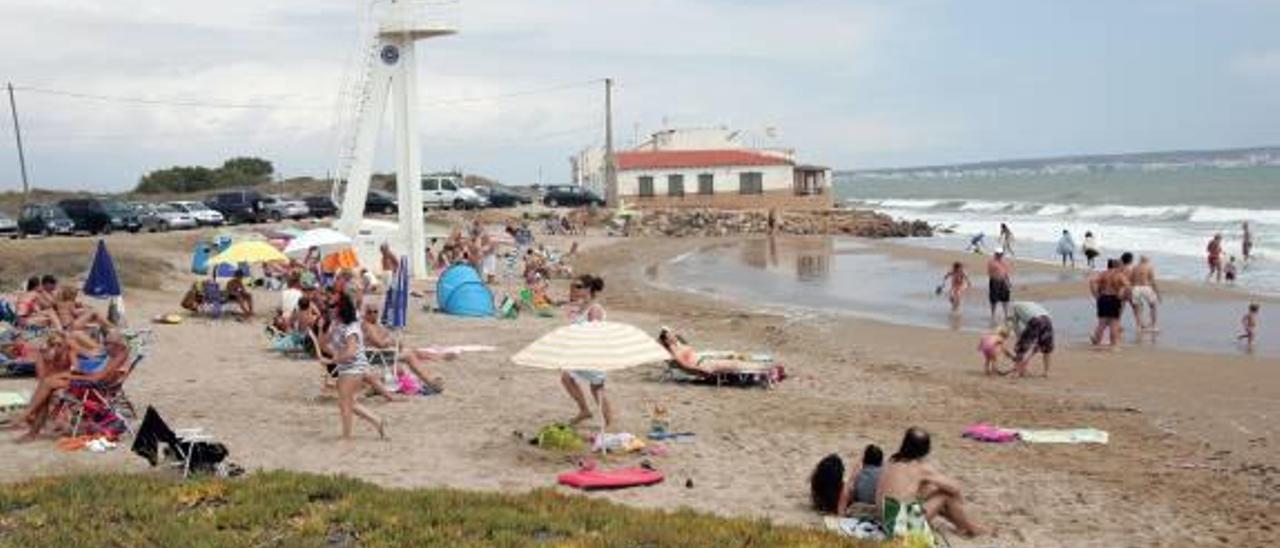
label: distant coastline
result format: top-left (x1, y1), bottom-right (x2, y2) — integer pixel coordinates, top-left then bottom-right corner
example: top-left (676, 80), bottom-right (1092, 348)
top-left (841, 145), bottom-right (1280, 179)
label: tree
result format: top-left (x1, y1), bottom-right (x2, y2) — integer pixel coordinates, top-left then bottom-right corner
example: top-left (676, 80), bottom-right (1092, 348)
top-left (134, 156), bottom-right (274, 194)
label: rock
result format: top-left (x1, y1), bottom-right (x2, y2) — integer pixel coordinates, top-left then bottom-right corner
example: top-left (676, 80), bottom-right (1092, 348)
top-left (619, 208), bottom-right (933, 239)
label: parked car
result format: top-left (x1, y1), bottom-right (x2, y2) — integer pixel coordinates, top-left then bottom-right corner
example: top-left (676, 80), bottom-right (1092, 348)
top-left (100, 199), bottom-right (143, 233)
top-left (169, 201), bottom-right (224, 226)
top-left (136, 203), bottom-right (198, 232)
top-left (541, 185), bottom-right (605, 208)
top-left (18, 204), bottom-right (75, 237)
top-left (56, 198), bottom-right (115, 234)
top-left (206, 190), bottom-right (265, 224)
top-left (478, 186), bottom-right (532, 208)
top-left (260, 195), bottom-right (310, 221)
top-left (0, 212), bottom-right (18, 238)
top-left (422, 173), bottom-right (487, 210)
top-left (365, 190), bottom-right (398, 214)
top-left (303, 196), bottom-right (338, 218)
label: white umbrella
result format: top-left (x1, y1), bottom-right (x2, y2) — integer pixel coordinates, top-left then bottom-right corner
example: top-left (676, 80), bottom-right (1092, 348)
top-left (512, 321), bottom-right (669, 371)
top-left (284, 228), bottom-right (353, 256)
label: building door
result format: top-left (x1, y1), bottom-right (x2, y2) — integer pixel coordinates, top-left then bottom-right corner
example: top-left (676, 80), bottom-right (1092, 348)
top-left (698, 174), bottom-right (714, 195)
top-left (667, 174), bottom-right (685, 197)
top-left (638, 176), bottom-right (655, 198)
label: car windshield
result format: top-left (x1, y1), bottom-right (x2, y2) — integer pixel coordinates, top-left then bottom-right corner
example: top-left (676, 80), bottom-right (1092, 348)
top-left (103, 201), bottom-right (130, 214)
top-left (157, 204), bottom-right (179, 213)
top-left (179, 202), bottom-right (211, 212)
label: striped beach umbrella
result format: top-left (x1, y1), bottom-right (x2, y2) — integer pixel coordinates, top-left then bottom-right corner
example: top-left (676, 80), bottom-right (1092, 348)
top-left (511, 321), bottom-right (669, 372)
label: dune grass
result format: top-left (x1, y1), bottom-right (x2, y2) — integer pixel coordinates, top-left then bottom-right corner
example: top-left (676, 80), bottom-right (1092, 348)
top-left (0, 471), bottom-right (863, 547)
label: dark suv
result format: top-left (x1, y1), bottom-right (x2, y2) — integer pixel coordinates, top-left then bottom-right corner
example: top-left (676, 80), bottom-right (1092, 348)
top-left (542, 185), bottom-right (605, 208)
top-left (101, 199), bottom-right (143, 233)
top-left (206, 190), bottom-right (265, 224)
top-left (56, 198), bottom-right (116, 234)
top-left (304, 196), bottom-right (338, 218)
top-left (18, 204), bottom-right (75, 237)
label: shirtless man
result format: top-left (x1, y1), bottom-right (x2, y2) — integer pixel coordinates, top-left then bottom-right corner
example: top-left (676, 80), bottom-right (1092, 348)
top-left (986, 250), bottom-right (1013, 324)
top-left (876, 427), bottom-right (990, 539)
top-left (379, 242), bottom-right (399, 290)
top-left (1129, 256), bottom-right (1161, 332)
top-left (1242, 222), bottom-right (1253, 263)
top-left (1206, 234), bottom-right (1224, 283)
top-left (1090, 259), bottom-right (1131, 347)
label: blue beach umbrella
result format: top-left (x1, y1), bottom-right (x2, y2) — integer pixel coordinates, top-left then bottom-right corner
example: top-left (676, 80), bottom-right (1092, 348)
top-left (382, 256), bottom-right (410, 329)
top-left (84, 239), bottom-right (122, 298)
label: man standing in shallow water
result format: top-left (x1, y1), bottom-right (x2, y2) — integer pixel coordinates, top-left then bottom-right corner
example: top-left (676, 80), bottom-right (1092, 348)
top-left (1129, 256), bottom-right (1161, 332)
top-left (987, 249), bottom-right (1013, 324)
top-left (1090, 259), bottom-right (1131, 347)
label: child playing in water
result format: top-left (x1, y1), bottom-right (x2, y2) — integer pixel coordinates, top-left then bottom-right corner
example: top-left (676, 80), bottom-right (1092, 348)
top-left (1239, 303), bottom-right (1260, 347)
top-left (978, 326), bottom-right (1009, 376)
top-left (1225, 257), bottom-right (1238, 284)
top-left (940, 262), bottom-right (971, 314)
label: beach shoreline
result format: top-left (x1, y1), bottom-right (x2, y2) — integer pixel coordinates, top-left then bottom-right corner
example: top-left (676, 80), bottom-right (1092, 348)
top-left (2, 230), bottom-right (1277, 546)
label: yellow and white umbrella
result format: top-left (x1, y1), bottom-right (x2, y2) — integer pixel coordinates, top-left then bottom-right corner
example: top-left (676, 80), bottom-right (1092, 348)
top-left (512, 321), bottom-right (669, 372)
top-left (208, 241), bottom-right (289, 266)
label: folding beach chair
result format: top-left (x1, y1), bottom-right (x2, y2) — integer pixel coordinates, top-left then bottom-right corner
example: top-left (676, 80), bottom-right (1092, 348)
top-left (131, 406), bottom-right (224, 479)
top-left (56, 330), bottom-right (153, 436)
top-left (199, 280), bottom-right (224, 319)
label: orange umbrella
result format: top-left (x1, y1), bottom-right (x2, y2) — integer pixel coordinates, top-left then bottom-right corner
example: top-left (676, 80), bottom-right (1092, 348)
top-left (321, 247), bottom-right (360, 273)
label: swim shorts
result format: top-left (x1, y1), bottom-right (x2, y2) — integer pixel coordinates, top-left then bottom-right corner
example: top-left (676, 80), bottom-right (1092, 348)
top-left (1132, 285), bottom-right (1157, 307)
top-left (1096, 294), bottom-right (1122, 320)
top-left (1014, 316), bottom-right (1054, 360)
top-left (988, 278), bottom-right (1011, 304)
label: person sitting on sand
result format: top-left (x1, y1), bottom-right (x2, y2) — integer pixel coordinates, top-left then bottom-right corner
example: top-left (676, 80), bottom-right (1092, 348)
top-left (14, 276), bottom-right (58, 330)
top-left (811, 444), bottom-right (885, 515)
top-left (361, 306), bottom-right (445, 393)
top-left (560, 274), bottom-right (610, 427)
top-left (320, 294), bottom-right (387, 441)
top-left (1239, 303), bottom-right (1260, 347)
top-left (225, 270), bottom-right (254, 320)
top-left (877, 427), bottom-right (990, 540)
top-left (940, 262), bottom-right (970, 314)
top-left (1004, 301), bottom-right (1054, 377)
top-left (52, 286), bottom-right (111, 331)
top-left (977, 326), bottom-right (1009, 376)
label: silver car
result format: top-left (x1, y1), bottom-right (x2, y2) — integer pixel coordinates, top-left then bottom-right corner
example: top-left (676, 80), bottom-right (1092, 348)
top-left (0, 212), bottom-right (17, 238)
top-left (169, 201), bottom-right (225, 226)
top-left (137, 203), bottom-right (198, 232)
top-left (261, 196), bottom-right (310, 221)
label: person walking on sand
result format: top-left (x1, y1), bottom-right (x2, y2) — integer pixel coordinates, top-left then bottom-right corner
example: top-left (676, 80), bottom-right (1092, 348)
top-left (998, 223), bottom-right (1015, 256)
top-left (321, 293), bottom-right (387, 441)
top-left (1057, 230), bottom-right (1076, 268)
top-left (1129, 256), bottom-right (1161, 332)
top-left (987, 250), bottom-right (1013, 324)
top-left (940, 262), bottom-right (971, 314)
top-left (1090, 259), bottom-right (1130, 347)
top-left (560, 274), bottom-right (612, 427)
top-left (1082, 231), bottom-right (1100, 269)
top-left (876, 427), bottom-right (991, 540)
top-left (1206, 233), bottom-right (1225, 283)
top-left (1242, 222), bottom-right (1253, 263)
top-left (1238, 303), bottom-right (1260, 348)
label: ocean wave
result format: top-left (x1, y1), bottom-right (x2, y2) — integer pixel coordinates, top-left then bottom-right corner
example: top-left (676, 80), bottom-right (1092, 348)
top-left (851, 197), bottom-right (1279, 225)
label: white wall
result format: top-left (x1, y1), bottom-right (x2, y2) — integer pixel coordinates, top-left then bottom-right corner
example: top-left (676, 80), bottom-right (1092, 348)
top-left (617, 165), bottom-right (792, 197)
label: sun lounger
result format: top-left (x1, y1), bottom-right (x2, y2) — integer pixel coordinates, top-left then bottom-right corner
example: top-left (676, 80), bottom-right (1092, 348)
top-left (661, 351), bottom-right (786, 388)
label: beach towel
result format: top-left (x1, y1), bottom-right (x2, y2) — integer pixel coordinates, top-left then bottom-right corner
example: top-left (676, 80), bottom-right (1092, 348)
top-left (823, 516), bottom-right (887, 541)
top-left (1016, 428), bottom-right (1109, 444)
top-left (557, 467), bottom-right (664, 490)
top-left (413, 345), bottom-right (497, 360)
top-left (962, 423), bottom-right (1020, 443)
top-left (882, 497), bottom-right (937, 547)
top-left (0, 391), bottom-right (29, 413)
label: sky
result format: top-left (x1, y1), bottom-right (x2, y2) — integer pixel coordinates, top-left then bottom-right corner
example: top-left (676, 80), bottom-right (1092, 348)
top-left (1, 0), bottom-right (1278, 191)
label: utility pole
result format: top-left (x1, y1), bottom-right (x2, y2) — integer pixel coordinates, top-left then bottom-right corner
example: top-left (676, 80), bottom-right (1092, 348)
top-left (6, 83), bottom-right (31, 207)
top-left (604, 78), bottom-right (618, 208)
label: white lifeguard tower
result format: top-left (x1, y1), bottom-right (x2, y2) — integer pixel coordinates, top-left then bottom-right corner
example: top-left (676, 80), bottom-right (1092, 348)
top-left (333, 0), bottom-right (456, 279)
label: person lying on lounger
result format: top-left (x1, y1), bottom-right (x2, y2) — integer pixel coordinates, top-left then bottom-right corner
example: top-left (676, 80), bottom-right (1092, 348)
top-left (657, 327), bottom-right (774, 377)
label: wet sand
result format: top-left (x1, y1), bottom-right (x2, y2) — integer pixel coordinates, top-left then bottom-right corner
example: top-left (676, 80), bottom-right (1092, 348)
top-left (1, 231), bottom-right (1278, 546)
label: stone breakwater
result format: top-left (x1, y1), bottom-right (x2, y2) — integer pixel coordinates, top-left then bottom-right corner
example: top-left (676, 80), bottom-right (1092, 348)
top-left (625, 208), bottom-right (934, 238)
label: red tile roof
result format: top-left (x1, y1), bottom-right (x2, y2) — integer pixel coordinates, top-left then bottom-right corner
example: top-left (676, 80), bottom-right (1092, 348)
top-left (616, 149), bottom-right (792, 171)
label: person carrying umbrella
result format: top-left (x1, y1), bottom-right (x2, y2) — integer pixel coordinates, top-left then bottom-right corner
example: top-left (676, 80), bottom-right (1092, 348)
top-left (560, 274), bottom-right (610, 427)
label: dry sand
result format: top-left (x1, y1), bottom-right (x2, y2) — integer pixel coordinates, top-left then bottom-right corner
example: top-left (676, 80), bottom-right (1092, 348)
top-left (2, 229), bottom-right (1278, 547)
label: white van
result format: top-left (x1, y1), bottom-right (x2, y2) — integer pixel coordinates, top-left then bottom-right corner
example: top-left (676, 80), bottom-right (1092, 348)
top-left (421, 173), bottom-right (487, 210)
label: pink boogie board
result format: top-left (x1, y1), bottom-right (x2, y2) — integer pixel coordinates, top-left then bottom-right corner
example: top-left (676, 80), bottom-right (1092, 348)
top-left (557, 467), bottom-right (665, 490)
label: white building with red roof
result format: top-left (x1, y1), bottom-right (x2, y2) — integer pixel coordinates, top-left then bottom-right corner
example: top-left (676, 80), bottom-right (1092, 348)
top-left (572, 127), bottom-right (832, 210)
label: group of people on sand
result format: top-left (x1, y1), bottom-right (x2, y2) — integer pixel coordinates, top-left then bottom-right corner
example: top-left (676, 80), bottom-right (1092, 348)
top-left (2, 275), bottom-right (131, 442)
top-left (811, 427), bottom-right (992, 542)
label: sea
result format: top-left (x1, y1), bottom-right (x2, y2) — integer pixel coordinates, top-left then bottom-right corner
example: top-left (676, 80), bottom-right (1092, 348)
top-left (838, 166), bottom-right (1280, 295)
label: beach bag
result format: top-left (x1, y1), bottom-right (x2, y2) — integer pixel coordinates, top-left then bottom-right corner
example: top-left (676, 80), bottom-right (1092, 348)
top-left (536, 424), bottom-right (584, 452)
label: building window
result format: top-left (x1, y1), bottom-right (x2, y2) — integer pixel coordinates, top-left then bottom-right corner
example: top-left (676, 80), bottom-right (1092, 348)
top-left (739, 172), bottom-right (763, 195)
top-left (638, 176), bottom-right (654, 198)
top-left (698, 173), bottom-right (714, 195)
top-left (667, 174), bottom-right (685, 197)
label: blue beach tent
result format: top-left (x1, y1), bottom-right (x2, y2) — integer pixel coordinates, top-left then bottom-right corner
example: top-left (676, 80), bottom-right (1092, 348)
top-left (436, 264), bottom-right (495, 317)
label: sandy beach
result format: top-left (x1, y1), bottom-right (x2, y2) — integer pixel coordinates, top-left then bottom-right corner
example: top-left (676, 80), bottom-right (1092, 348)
top-left (2, 229), bottom-right (1278, 547)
